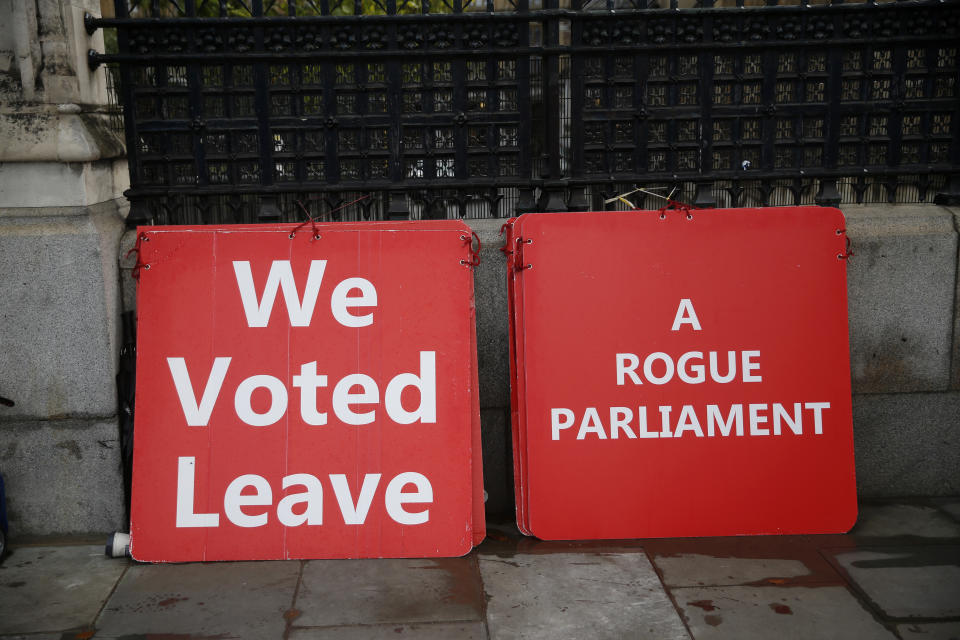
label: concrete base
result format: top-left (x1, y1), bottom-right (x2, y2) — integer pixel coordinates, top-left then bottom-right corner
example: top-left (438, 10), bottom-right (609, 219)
top-left (853, 392), bottom-right (960, 497)
top-left (0, 198), bottom-right (127, 537)
top-left (0, 419), bottom-right (125, 536)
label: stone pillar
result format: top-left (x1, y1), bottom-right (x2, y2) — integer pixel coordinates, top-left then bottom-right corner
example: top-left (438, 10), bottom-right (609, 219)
top-left (0, 0), bottom-right (127, 536)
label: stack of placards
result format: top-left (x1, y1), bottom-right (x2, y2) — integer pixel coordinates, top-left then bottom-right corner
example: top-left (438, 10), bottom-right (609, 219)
top-left (131, 220), bottom-right (485, 561)
top-left (504, 207), bottom-right (857, 539)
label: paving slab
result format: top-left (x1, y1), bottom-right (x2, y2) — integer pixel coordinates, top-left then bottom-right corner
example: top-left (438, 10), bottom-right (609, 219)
top-left (644, 536), bottom-right (844, 588)
top-left (898, 622), bottom-right (960, 640)
top-left (653, 554), bottom-right (811, 588)
top-left (673, 585), bottom-right (896, 640)
top-left (831, 547), bottom-right (960, 618)
top-left (851, 504), bottom-right (960, 538)
top-left (479, 551), bottom-right (689, 640)
top-left (294, 558), bottom-right (483, 628)
top-left (289, 622), bottom-right (487, 639)
top-left (0, 545), bottom-right (126, 635)
top-left (94, 560), bottom-right (301, 639)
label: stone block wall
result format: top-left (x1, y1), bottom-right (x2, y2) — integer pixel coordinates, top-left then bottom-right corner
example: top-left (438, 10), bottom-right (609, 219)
top-left (0, 0), bottom-right (128, 536)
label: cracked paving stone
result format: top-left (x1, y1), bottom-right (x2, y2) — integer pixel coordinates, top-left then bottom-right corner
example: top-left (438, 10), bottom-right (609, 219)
top-left (95, 560), bottom-right (300, 639)
top-left (293, 558), bottom-right (483, 628)
top-left (479, 551), bottom-right (688, 640)
top-left (674, 585), bottom-right (896, 640)
top-left (0, 546), bottom-right (126, 635)
top-left (831, 546), bottom-right (960, 618)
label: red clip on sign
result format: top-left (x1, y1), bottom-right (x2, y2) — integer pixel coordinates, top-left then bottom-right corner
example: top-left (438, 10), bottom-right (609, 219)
top-left (505, 207), bottom-right (857, 539)
top-left (131, 221), bottom-right (484, 561)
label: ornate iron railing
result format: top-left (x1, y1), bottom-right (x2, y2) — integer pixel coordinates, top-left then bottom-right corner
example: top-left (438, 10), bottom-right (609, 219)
top-left (87, 0), bottom-right (960, 224)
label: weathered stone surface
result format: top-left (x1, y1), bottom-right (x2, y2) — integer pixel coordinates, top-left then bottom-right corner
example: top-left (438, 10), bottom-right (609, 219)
top-left (0, 161), bottom-right (123, 207)
top-left (466, 218), bottom-right (510, 410)
top-left (852, 392), bottom-right (960, 497)
top-left (479, 552), bottom-right (688, 640)
top-left (289, 622), bottom-right (488, 639)
top-left (0, 545), bottom-right (126, 635)
top-left (674, 585), bottom-right (896, 640)
top-left (0, 203), bottom-right (125, 419)
top-left (851, 503), bottom-right (960, 538)
top-left (832, 547), bottom-right (960, 618)
top-left (653, 554), bottom-right (810, 588)
top-left (844, 205), bottom-right (957, 394)
top-left (0, 419), bottom-right (124, 536)
top-left (295, 558), bottom-right (484, 628)
top-left (96, 561), bottom-right (300, 640)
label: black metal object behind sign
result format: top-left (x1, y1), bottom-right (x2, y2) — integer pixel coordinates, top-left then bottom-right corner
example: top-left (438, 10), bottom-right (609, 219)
top-left (87, 0), bottom-right (960, 225)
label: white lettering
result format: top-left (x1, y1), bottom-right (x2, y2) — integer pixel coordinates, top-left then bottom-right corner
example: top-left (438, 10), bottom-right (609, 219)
top-left (706, 404), bottom-right (743, 436)
top-left (167, 357), bottom-right (231, 427)
top-left (292, 361), bottom-right (328, 426)
top-left (671, 298), bottom-right (702, 331)
top-left (330, 277), bottom-right (377, 328)
top-left (616, 353), bottom-right (642, 385)
top-left (224, 474), bottom-right (272, 528)
top-left (176, 457), bottom-right (219, 527)
top-left (277, 474), bottom-right (323, 527)
top-left (330, 474), bottom-right (380, 525)
top-left (332, 374), bottom-right (379, 426)
top-left (577, 408), bottom-right (607, 440)
top-left (644, 352), bottom-right (675, 385)
top-left (551, 408), bottom-right (575, 440)
top-left (233, 260), bottom-right (327, 327)
top-left (384, 472), bottom-right (433, 525)
top-left (609, 407), bottom-right (637, 439)
top-left (384, 351), bottom-right (437, 424)
top-left (805, 402), bottom-right (830, 434)
top-left (234, 375), bottom-right (288, 427)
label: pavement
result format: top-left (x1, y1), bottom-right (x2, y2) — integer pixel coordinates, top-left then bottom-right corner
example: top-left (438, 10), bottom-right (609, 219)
top-left (1, 498), bottom-right (958, 640)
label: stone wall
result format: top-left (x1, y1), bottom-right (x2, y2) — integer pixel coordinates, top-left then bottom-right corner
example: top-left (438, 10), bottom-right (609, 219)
top-left (0, 0), bottom-right (128, 536)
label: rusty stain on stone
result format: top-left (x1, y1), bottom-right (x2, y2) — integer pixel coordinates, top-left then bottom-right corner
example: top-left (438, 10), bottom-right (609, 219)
top-left (688, 600), bottom-right (716, 611)
top-left (769, 603), bottom-right (794, 615)
top-left (282, 607), bottom-right (301, 621)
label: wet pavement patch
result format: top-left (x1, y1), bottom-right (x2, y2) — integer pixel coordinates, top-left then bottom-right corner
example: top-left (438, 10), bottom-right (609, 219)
top-left (830, 546), bottom-right (960, 618)
top-left (673, 585), bottom-right (897, 639)
top-left (94, 561), bottom-right (300, 640)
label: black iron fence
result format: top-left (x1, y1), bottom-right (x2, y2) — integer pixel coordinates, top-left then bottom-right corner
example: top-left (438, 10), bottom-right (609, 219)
top-left (87, 0), bottom-right (960, 225)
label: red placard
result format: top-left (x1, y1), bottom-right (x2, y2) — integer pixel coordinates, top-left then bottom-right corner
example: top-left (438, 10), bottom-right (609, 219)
top-left (131, 221), bottom-right (484, 561)
top-left (508, 207), bottom-right (857, 539)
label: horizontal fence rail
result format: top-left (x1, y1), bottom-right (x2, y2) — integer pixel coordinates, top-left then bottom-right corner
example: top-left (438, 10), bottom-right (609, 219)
top-left (88, 0), bottom-right (960, 224)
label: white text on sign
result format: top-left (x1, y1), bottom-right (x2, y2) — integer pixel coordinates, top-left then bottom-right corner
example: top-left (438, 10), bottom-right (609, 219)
top-left (168, 259), bottom-right (437, 529)
top-left (551, 299), bottom-right (831, 441)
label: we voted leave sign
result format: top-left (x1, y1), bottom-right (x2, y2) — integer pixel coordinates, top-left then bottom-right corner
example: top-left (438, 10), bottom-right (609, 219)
top-left (131, 221), bottom-right (484, 561)
top-left (504, 207), bottom-right (857, 539)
